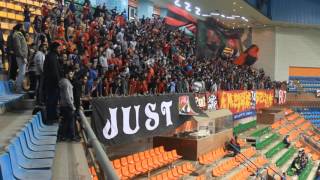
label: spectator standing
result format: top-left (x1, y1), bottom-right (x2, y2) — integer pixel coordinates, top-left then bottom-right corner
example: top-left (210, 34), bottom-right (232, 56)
top-left (12, 24), bottom-right (28, 93)
top-left (34, 44), bottom-right (47, 104)
top-left (7, 26), bottom-right (18, 80)
top-left (43, 42), bottom-right (61, 125)
top-left (23, 5), bottom-right (32, 32)
top-left (59, 69), bottom-right (78, 141)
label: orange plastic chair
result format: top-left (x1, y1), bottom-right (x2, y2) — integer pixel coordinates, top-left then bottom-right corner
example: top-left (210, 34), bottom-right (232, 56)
top-left (149, 149), bottom-right (157, 157)
top-left (171, 150), bottom-right (182, 159)
top-left (147, 157), bottom-right (158, 169)
top-left (141, 159), bottom-right (150, 171)
top-left (133, 153), bottom-right (140, 162)
top-left (113, 159), bottom-right (122, 169)
top-left (145, 150), bottom-right (152, 159)
top-left (127, 155), bottom-right (134, 164)
top-left (171, 168), bottom-right (180, 178)
top-left (139, 152), bottom-right (146, 161)
top-left (121, 166), bottom-right (134, 179)
top-left (135, 161), bottom-right (147, 174)
top-left (176, 166), bottom-right (185, 176)
top-left (120, 157), bottom-right (128, 167)
top-left (159, 146), bottom-right (165, 153)
top-left (162, 171), bottom-right (169, 180)
top-left (154, 147), bottom-right (161, 155)
top-left (128, 164), bottom-right (139, 176)
top-left (152, 156), bottom-right (162, 167)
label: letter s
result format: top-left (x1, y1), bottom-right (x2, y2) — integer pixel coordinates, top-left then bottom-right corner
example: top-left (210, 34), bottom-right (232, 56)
top-left (161, 101), bottom-right (173, 126)
top-left (145, 103), bottom-right (159, 131)
top-left (103, 108), bottom-right (118, 139)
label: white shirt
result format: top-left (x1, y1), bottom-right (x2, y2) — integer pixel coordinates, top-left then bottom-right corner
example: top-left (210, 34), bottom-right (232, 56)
top-left (99, 55), bottom-right (108, 68)
top-left (34, 51), bottom-right (46, 75)
top-left (106, 48), bottom-right (114, 60)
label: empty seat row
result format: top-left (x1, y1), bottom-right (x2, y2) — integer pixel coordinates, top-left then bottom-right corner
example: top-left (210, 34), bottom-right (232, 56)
top-left (233, 120), bottom-right (257, 135)
top-left (150, 162), bottom-right (195, 180)
top-left (113, 148), bottom-right (182, 180)
top-left (271, 119), bottom-right (286, 130)
top-left (276, 147), bottom-right (296, 167)
top-left (265, 142), bottom-right (286, 158)
top-left (212, 147), bottom-right (256, 177)
top-left (0, 81), bottom-right (24, 112)
top-left (0, 112), bottom-right (58, 180)
top-left (198, 147), bottom-right (228, 165)
top-left (0, 2), bottom-right (41, 15)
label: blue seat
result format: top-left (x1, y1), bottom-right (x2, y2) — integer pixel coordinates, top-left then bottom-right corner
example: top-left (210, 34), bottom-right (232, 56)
top-left (31, 117), bottom-right (57, 136)
top-left (7, 144), bottom-right (53, 169)
top-left (6, 148), bottom-right (52, 180)
top-left (25, 125), bottom-right (56, 146)
top-left (22, 129), bottom-right (55, 151)
top-left (0, 153), bottom-right (15, 180)
top-left (35, 113), bottom-right (58, 132)
top-left (16, 133), bottom-right (55, 159)
top-left (26, 123), bottom-right (57, 144)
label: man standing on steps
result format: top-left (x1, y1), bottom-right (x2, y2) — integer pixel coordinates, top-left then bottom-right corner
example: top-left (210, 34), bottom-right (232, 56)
top-left (43, 42), bottom-right (61, 125)
top-left (12, 24), bottom-right (28, 93)
top-left (59, 68), bottom-right (79, 142)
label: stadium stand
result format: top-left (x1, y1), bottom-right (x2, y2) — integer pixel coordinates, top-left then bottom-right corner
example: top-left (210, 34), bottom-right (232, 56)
top-left (0, 80), bottom-right (24, 114)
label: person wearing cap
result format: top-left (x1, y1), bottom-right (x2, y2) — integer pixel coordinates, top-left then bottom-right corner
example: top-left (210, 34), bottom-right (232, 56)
top-left (43, 42), bottom-right (61, 125)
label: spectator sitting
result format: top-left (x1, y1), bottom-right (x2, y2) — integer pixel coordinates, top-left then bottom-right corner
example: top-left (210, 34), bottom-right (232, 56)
top-left (283, 135), bottom-right (291, 148)
top-left (228, 135), bottom-right (240, 156)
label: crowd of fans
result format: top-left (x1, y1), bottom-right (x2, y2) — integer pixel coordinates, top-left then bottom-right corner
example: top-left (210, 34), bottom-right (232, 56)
top-left (0, 0), bottom-right (285, 140)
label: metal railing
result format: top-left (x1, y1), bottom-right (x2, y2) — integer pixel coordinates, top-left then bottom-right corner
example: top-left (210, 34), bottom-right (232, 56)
top-left (79, 110), bottom-right (119, 180)
top-left (228, 143), bottom-right (283, 178)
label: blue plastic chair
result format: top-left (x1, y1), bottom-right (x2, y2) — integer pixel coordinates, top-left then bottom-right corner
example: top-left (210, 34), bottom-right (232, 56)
top-left (25, 125), bottom-right (57, 146)
top-left (33, 115), bottom-right (58, 133)
top-left (30, 116), bottom-right (57, 136)
top-left (0, 153), bottom-right (15, 180)
top-left (7, 144), bottom-right (53, 169)
top-left (16, 134), bottom-right (55, 159)
top-left (22, 129), bottom-right (55, 152)
top-left (26, 123), bottom-right (57, 144)
top-left (36, 112), bottom-right (59, 132)
top-left (6, 147), bottom-right (52, 180)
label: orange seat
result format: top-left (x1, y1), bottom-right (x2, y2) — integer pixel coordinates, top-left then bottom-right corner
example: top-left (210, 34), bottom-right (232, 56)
top-left (141, 159), bottom-right (150, 171)
top-left (171, 150), bottom-right (182, 159)
top-left (159, 146), bottom-right (165, 153)
top-left (120, 157), bottom-right (128, 167)
top-left (139, 152), bottom-right (146, 161)
top-left (145, 150), bottom-right (152, 159)
top-left (171, 168), bottom-right (180, 178)
top-left (154, 147), bottom-right (161, 155)
top-left (113, 159), bottom-right (122, 169)
top-left (176, 165), bottom-right (186, 176)
top-left (135, 161), bottom-right (147, 174)
top-left (133, 153), bottom-right (140, 162)
top-left (147, 157), bottom-right (158, 169)
top-left (121, 166), bottom-right (134, 178)
top-left (127, 155), bottom-right (134, 164)
top-left (149, 149), bottom-right (157, 157)
top-left (128, 164), bottom-right (139, 176)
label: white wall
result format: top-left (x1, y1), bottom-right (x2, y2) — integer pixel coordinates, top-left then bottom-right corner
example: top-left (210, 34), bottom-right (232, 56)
top-left (274, 27), bottom-right (320, 81)
top-left (252, 27), bottom-right (276, 80)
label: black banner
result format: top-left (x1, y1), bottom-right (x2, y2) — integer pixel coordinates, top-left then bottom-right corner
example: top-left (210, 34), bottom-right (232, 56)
top-left (91, 94), bottom-right (204, 146)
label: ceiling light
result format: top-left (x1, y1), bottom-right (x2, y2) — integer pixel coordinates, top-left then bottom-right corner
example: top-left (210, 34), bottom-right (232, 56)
top-left (233, 9), bottom-right (236, 12)
top-left (232, 15), bottom-right (240, 18)
top-left (233, 2), bottom-right (237, 5)
top-left (221, 14), bottom-right (226, 18)
top-left (226, 16), bottom-right (235, 19)
top-left (240, 6), bottom-right (243, 9)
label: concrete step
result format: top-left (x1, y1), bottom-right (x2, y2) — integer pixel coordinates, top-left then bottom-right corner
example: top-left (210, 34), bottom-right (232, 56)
top-left (0, 110), bottom-right (32, 153)
top-left (52, 142), bottom-right (92, 180)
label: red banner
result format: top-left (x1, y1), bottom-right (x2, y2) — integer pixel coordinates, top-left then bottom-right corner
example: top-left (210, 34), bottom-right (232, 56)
top-left (256, 90), bottom-right (274, 109)
top-left (217, 90), bottom-right (274, 113)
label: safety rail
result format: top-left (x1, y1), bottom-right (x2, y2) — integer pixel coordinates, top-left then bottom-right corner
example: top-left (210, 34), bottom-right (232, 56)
top-left (228, 143), bottom-right (282, 178)
top-left (79, 110), bottom-right (120, 180)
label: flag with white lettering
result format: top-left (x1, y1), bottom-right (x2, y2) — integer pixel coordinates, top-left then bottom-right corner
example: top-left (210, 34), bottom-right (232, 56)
top-left (91, 94), bottom-right (204, 146)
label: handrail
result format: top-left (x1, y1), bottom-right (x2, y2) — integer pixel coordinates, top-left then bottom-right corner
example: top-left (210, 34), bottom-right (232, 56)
top-left (228, 142), bottom-right (282, 178)
top-left (79, 110), bottom-right (120, 180)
